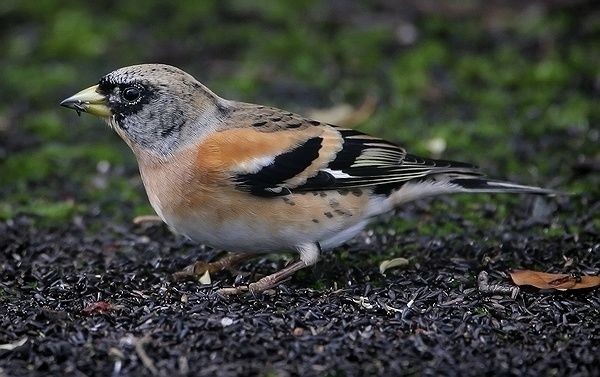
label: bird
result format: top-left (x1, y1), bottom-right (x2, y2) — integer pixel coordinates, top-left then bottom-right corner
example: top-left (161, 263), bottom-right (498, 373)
top-left (60, 64), bottom-right (555, 295)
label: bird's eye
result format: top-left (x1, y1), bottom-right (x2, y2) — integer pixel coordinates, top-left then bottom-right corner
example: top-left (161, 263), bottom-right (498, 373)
top-left (122, 86), bottom-right (141, 102)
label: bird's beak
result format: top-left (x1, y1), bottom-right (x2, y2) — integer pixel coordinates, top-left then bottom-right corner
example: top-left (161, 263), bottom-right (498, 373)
top-left (60, 85), bottom-right (111, 118)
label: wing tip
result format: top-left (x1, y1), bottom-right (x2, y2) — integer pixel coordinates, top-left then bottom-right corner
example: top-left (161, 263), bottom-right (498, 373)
top-left (450, 178), bottom-right (562, 196)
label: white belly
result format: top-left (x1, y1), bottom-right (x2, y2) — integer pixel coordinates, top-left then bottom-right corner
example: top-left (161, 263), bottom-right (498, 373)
top-left (164, 210), bottom-right (369, 253)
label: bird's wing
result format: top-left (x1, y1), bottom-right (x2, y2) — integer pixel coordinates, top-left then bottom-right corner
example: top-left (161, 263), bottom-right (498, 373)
top-left (207, 106), bottom-right (481, 197)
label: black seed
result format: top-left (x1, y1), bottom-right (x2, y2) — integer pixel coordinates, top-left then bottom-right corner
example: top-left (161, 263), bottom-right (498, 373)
top-left (324, 212), bottom-right (333, 218)
top-left (312, 219), bottom-right (319, 223)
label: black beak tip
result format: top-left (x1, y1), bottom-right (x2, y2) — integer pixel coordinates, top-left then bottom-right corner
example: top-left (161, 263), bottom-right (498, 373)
top-left (59, 99), bottom-right (85, 116)
top-left (60, 98), bottom-right (73, 108)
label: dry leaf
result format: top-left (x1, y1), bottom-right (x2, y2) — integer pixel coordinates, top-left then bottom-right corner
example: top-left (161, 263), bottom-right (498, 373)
top-left (510, 270), bottom-right (600, 290)
top-left (132, 215), bottom-right (162, 224)
top-left (82, 301), bottom-right (115, 316)
top-left (379, 257), bottom-right (409, 275)
top-left (198, 270), bottom-right (211, 285)
top-left (308, 95), bottom-right (377, 127)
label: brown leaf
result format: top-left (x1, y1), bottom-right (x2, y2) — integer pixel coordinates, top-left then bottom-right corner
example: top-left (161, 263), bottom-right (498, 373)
top-left (82, 301), bottom-right (115, 316)
top-left (510, 270), bottom-right (600, 290)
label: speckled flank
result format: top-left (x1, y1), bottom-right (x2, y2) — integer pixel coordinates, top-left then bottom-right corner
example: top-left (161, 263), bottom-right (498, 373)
top-left (334, 209), bottom-right (352, 217)
top-left (351, 189), bottom-right (363, 197)
top-left (282, 197), bottom-right (296, 206)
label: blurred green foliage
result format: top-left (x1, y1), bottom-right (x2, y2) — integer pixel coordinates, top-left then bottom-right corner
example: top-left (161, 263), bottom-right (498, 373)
top-left (0, 1), bottom-right (597, 228)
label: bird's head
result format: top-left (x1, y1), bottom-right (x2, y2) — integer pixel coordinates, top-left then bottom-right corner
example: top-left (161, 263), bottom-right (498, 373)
top-left (61, 64), bottom-right (224, 155)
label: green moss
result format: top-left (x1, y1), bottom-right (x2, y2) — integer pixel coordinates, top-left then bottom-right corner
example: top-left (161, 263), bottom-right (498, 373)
top-left (1, 64), bottom-right (73, 102)
top-left (0, 143), bottom-right (127, 185)
top-left (391, 41), bottom-right (448, 95)
top-left (22, 111), bottom-right (65, 141)
top-left (336, 27), bottom-right (394, 72)
top-left (41, 9), bottom-right (117, 58)
top-left (0, 203), bottom-right (13, 221)
top-left (0, 199), bottom-right (82, 224)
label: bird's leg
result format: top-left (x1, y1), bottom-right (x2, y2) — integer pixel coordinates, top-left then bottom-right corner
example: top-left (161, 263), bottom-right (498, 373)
top-left (172, 252), bottom-right (256, 281)
top-left (218, 260), bottom-right (308, 295)
top-left (218, 243), bottom-right (321, 295)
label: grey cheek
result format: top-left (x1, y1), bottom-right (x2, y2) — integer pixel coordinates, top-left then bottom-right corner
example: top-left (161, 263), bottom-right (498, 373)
top-left (156, 105), bottom-right (187, 138)
top-left (160, 117), bottom-right (186, 138)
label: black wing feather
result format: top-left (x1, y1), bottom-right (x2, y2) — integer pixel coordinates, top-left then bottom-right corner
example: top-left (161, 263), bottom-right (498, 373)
top-left (234, 121), bottom-right (481, 197)
top-left (234, 137), bottom-right (323, 197)
top-left (294, 129), bottom-right (481, 192)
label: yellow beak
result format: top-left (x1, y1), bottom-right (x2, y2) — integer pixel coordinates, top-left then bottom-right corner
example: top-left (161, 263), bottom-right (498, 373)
top-left (60, 85), bottom-right (111, 118)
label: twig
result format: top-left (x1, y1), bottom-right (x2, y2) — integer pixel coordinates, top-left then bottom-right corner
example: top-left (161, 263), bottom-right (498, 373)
top-left (135, 335), bottom-right (159, 376)
top-left (478, 271), bottom-right (519, 298)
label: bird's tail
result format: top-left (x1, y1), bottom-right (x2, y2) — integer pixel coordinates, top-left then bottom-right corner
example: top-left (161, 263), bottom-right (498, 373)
top-left (386, 173), bottom-right (559, 208)
top-left (448, 177), bottom-right (557, 195)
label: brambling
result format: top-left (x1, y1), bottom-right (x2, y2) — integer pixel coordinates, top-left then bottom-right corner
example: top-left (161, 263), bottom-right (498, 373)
top-left (61, 64), bottom-right (554, 295)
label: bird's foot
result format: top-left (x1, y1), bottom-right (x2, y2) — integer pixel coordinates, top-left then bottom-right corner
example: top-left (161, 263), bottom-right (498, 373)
top-left (217, 260), bottom-right (308, 295)
top-left (172, 252), bottom-right (254, 282)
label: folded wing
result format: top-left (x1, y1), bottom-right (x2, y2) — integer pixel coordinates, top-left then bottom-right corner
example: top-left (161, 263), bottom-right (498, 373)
top-left (229, 109), bottom-right (481, 197)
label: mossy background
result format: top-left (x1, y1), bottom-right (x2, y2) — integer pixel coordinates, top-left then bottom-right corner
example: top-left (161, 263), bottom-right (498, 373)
top-left (0, 1), bottom-right (598, 232)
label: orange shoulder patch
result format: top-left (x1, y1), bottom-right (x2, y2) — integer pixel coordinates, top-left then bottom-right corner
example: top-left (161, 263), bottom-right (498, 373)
top-left (193, 127), bottom-right (323, 178)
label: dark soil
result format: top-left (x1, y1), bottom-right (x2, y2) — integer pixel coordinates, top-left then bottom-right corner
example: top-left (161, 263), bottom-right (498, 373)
top-left (1, 194), bottom-right (598, 377)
